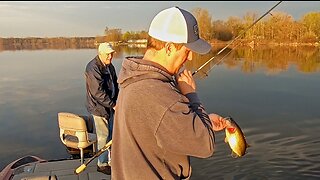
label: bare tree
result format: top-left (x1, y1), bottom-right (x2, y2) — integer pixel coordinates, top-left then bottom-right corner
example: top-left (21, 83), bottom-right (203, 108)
top-left (192, 8), bottom-right (214, 40)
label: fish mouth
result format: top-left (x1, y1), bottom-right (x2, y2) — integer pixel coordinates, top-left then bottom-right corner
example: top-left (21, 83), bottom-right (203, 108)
top-left (224, 116), bottom-right (236, 133)
top-left (227, 127), bottom-right (236, 133)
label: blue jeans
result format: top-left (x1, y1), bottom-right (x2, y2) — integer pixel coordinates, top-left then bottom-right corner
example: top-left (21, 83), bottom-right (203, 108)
top-left (92, 113), bottom-right (113, 167)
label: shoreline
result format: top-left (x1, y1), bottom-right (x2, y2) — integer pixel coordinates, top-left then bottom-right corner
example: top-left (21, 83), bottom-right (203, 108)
top-left (0, 37), bottom-right (319, 52)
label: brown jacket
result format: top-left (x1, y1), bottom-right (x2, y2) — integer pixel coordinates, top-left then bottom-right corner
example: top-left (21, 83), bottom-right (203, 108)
top-left (111, 57), bottom-right (215, 180)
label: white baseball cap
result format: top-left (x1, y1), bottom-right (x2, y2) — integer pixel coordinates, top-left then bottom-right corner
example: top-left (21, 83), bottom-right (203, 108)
top-left (98, 42), bottom-right (115, 54)
top-left (148, 6), bottom-right (211, 54)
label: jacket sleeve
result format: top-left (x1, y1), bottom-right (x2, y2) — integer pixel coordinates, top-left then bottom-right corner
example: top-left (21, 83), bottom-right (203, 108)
top-left (86, 66), bottom-right (116, 108)
top-left (155, 92), bottom-right (215, 158)
top-left (111, 64), bottom-right (119, 100)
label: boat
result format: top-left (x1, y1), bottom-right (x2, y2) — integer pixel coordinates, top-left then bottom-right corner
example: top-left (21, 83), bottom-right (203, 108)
top-left (0, 112), bottom-right (111, 180)
top-left (0, 155), bottom-right (110, 180)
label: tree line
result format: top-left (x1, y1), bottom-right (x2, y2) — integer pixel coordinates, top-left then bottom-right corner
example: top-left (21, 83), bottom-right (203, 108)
top-left (0, 8), bottom-right (319, 51)
top-left (193, 8), bottom-right (319, 44)
top-left (102, 8), bottom-right (320, 45)
top-left (0, 37), bottom-right (96, 51)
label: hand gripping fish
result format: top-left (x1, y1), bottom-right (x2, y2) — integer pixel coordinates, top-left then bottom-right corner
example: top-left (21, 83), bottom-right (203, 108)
top-left (224, 116), bottom-right (249, 157)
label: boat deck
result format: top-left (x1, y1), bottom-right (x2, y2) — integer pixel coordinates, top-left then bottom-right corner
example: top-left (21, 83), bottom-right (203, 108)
top-left (11, 158), bottom-right (110, 180)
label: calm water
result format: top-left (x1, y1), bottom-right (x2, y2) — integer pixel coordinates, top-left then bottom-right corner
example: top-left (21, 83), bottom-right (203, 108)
top-left (0, 46), bottom-right (319, 179)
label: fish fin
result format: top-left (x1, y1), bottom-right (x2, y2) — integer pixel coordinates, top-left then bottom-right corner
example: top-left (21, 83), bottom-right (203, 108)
top-left (224, 137), bottom-right (228, 143)
top-left (231, 151), bottom-right (239, 158)
top-left (246, 143), bottom-right (251, 148)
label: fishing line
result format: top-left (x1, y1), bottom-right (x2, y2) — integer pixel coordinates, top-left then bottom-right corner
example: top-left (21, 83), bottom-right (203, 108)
top-left (201, 41), bottom-right (241, 77)
top-left (192, 1), bottom-right (283, 76)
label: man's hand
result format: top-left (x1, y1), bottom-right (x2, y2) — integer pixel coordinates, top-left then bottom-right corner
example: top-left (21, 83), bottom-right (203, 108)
top-left (209, 113), bottom-right (232, 131)
top-left (175, 69), bottom-right (196, 95)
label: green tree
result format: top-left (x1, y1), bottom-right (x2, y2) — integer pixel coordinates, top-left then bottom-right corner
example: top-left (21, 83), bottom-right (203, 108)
top-left (122, 31), bottom-right (131, 42)
top-left (301, 12), bottom-right (320, 42)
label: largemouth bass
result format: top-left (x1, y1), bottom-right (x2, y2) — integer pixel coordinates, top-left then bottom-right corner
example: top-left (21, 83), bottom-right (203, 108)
top-left (224, 116), bottom-right (249, 157)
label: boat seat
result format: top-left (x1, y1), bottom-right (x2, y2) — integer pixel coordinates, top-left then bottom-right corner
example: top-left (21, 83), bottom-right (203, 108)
top-left (57, 112), bottom-right (97, 164)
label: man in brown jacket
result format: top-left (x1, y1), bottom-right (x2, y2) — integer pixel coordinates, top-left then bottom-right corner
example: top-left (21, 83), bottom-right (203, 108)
top-left (111, 6), bottom-right (232, 179)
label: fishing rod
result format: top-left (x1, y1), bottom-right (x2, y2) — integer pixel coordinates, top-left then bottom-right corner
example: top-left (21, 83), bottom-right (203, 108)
top-left (75, 140), bottom-right (112, 174)
top-left (192, 1), bottom-right (283, 76)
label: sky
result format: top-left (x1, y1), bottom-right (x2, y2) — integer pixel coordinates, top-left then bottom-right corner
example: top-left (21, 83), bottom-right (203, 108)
top-left (0, 1), bottom-right (319, 38)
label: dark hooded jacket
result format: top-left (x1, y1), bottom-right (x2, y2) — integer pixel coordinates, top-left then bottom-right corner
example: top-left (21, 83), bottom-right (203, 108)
top-left (111, 57), bottom-right (215, 180)
top-left (85, 55), bottom-right (119, 119)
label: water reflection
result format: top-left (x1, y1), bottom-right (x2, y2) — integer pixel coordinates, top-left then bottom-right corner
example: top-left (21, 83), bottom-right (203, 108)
top-left (1, 43), bottom-right (319, 75)
top-left (0, 46), bottom-right (319, 179)
top-left (187, 46), bottom-right (320, 79)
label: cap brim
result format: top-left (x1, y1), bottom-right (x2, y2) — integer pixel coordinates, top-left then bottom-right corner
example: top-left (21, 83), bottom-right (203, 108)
top-left (107, 50), bottom-right (116, 54)
top-left (185, 38), bottom-right (211, 55)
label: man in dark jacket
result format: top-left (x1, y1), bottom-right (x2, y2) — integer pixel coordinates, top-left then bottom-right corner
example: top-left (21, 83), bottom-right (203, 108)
top-left (85, 42), bottom-right (119, 175)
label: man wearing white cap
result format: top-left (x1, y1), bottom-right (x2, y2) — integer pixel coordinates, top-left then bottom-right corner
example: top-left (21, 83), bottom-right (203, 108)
top-left (85, 42), bottom-right (118, 175)
top-left (111, 7), bottom-right (232, 179)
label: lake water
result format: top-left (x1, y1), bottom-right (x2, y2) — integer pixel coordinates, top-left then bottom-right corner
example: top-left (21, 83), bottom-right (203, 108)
top-left (0, 46), bottom-right (319, 179)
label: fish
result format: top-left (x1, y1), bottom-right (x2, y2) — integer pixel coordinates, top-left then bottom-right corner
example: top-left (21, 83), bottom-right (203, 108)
top-left (224, 116), bottom-right (249, 157)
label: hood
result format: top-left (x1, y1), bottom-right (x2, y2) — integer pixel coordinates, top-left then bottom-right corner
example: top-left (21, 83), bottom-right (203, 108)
top-left (118, 57), bottom-right (174, 88)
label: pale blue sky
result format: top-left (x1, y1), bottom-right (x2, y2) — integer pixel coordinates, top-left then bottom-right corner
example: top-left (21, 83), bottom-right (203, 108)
top-left (0, 1), bottom-right (319, 38)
